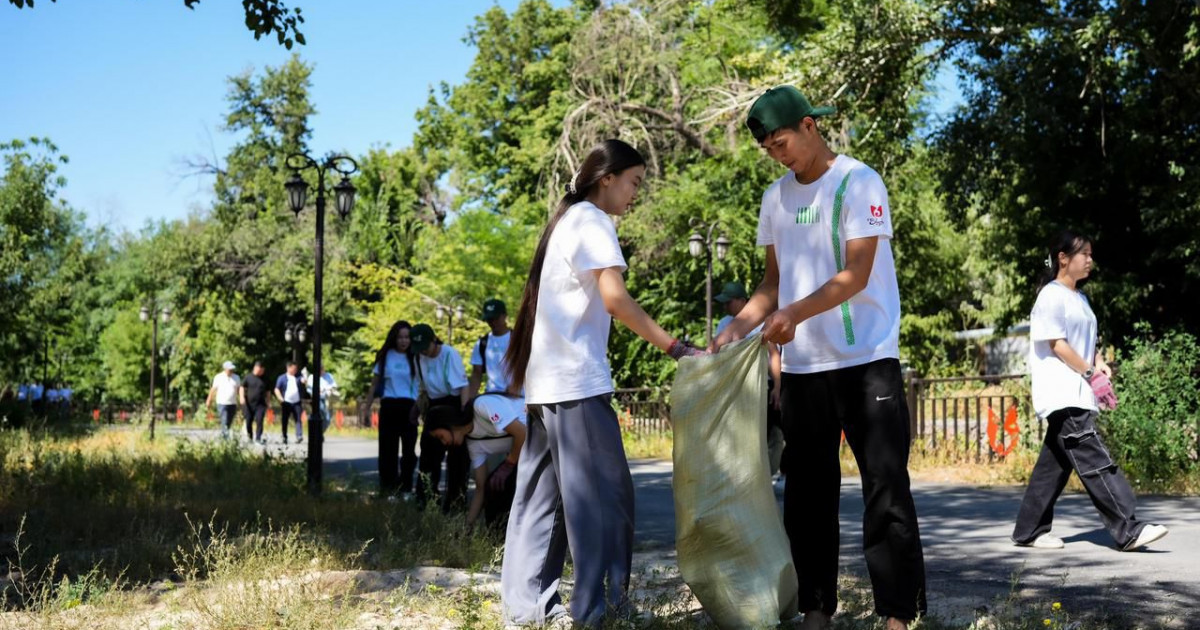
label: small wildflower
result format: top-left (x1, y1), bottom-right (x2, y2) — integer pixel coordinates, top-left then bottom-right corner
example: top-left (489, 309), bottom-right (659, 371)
top-left (1044, 619), bottom-right (1052, 627)
top-left (1052, 602), bottom-right (1062, 611)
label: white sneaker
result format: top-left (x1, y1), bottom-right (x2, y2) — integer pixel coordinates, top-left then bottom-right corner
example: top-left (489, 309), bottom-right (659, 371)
top-left (1018, 533), bottom-right (1064, 549)
top-left (1123, 524), bottom-right (1168, 551)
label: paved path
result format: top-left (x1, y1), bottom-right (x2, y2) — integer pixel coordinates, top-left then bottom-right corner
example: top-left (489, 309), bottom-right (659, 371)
top-left (173, 430), bottom-right (1200, 626)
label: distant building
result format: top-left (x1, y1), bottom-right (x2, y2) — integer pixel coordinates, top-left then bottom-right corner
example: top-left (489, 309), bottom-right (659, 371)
top-left (953, 322), bottom-right (1031, 375)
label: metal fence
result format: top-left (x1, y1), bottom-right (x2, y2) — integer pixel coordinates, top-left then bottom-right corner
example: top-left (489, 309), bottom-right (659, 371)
top-left (613, 387), bottom-right (672, 433)
top-left (905, 373), bottom-right (1041, 461)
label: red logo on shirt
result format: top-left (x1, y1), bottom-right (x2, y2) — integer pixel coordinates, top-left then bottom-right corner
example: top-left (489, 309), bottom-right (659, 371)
top-left (490, 413), bottom-right (501, 424)
top-left (870, 205), bottom-right (884, 218)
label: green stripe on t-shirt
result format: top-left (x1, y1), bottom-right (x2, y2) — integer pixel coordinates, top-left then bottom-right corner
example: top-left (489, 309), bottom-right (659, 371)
top-left (831, 171), bottom-right (857, 346)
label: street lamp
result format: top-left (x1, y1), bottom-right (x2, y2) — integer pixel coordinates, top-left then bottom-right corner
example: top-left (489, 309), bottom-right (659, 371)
top-left (434, 300), bottom-right (466, 345)
top-left (687, 218), bottom-right (731, 348)
top-left (283, 321), bottom-right (308, 366)
top-left (140, 302), bottom-right (171, 440)
top-left (285, 151), bottom-right (358, 496)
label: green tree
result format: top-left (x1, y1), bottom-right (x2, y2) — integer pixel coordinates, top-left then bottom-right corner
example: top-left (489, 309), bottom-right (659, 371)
top-left (935, 0), bottom-right (1200, 343)
top-left (7, 0), bottom-right (307, 49)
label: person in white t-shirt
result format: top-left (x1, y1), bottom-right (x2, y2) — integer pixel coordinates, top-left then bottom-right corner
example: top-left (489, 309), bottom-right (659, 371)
top-left (498, 139), bottom-right (702, 629)
top-left (1013, 231), bottom-right (1168, 552)
top-left (426, 392), bottom-right (528, 530)
top-left (713, 86), bottom-right (925, 628)
top-left (467, 298), bottom-right (520, 397)
top-left (366, 320), bottom-right (420, 495)
top-left (205, 361), bottom-right (242, 439)
top-left (410, 323), bottom-right (472, 511)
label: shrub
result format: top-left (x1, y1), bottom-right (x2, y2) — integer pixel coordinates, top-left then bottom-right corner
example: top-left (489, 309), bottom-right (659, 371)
top-left (1102, 324), bottom-right (1200, 492)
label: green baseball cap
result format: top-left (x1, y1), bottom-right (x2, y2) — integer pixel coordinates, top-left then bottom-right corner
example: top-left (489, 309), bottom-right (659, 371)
top-left (745, 85), bottom-right (836, 142)
top-left (410, 323), bottom-right (436, 352)
top-left (714, 281), bottom-right (749, 304)
top-left (481, 298), bottom-right (507, 321)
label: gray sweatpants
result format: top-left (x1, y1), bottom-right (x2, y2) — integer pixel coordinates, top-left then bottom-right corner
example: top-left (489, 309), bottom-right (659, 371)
top-left (501, 394), bottom-right (635, 627)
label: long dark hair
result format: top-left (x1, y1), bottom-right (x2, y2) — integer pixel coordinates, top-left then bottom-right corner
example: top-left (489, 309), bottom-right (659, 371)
top-left (376, 320), bottom-right (416, 376)
top-left (504, 139), bottom-right (646, 393)
top-left (1040, 230), bottom-right (1093, 290)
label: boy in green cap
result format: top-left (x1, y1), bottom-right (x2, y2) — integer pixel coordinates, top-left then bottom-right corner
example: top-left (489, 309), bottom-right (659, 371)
top-left (713, 85), bottom-right (926, 629)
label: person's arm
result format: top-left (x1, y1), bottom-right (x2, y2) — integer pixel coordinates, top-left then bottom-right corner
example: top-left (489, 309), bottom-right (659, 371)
top-left (488, 421), bottom-right (526, 493)
top-left (368, 373), bottom-right (381, 403)
top-left (1094, 348), bottom-right (1112, 378)
top-left (205, 385), bottom-right (217, 408)
top-left (760, 237), bottom-right (879, 346)
top-left (239, 384), bottom-right (246, 407)
top-left (467, 465), bottom-right (488, 528)
top-left (769, 343), bottom-right (783, 410)
top-left (1049, 339), bottom-right (1094, 376)
top-left (468, 365), bottom-right (484, 397)
top-left (274, 377), bottom-right (285, 403)
top-left (712, 248), bottom-right (780, 351)
top-left (594, 267), bottom-right (676, 354)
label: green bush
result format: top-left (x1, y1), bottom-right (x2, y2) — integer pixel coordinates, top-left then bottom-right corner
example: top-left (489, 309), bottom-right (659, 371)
top-left (1102, 324), bottom-right (1200, 492)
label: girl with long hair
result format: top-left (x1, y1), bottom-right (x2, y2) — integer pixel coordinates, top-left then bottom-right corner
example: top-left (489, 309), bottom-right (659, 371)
top-left (500, 139), bottom-right (701, 628)
top-left (1013, 231), bottom-right (1167, 551)
top-left (366, 320), bottom-right (419, 495)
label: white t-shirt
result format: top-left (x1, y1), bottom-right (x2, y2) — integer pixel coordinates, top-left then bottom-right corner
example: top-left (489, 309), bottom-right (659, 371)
top-left (419, 345), bottom-right (469, 399)
top-left (211, 372), bottom-right (241, 406)
top-left (526, 201), bottom-right (627, 404)
top-left (374, 349), bottom-right (417, 400)
top-left (467, 393), bottom-right (527, 470)
top-left (470, 331), bottom-right (515, 393)
top-left (282, 374), bottom-right (303, 404)
top-left (1029, 281), bottom-right (1098, 417)
top-left (306, 372), bottom-right (337, 400)
top-left (757, 154), bottom-right (900, 374)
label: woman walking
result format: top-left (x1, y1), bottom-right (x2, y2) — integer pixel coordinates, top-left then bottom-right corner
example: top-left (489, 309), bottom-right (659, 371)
top-left (367, 320), bottom-right (419, 496)
top-left (1013, 231), bottom-right (1168, 551)
top-left (500, 139), bottom-right (702, 628)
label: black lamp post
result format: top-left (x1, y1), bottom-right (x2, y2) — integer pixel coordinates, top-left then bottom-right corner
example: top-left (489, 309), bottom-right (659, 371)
top-left (285, 152), bottom-right (357, 495)
top-left (687, 218), bottom-right (731, 348)
top-left (284, 321), bottom-right (308, 366)
top-left (435, 301), bottom-right (466, 345)
top-left (140, 302), bottom-right (171, 440)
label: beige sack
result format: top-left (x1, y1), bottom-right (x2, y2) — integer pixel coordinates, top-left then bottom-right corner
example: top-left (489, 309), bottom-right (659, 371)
top-left (671, 335), bottom-right (799, 629)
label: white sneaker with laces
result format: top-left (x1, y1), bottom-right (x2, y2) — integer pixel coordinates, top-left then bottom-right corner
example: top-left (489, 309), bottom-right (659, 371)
top-left (1018, 533), bottom-right (1064, 549)
top-left (1123, 524), bottom-right (1168, 551)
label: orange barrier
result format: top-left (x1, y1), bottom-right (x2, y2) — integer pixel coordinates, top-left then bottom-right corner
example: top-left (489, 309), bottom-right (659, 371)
top-left (176, 408), bottom-right (184, 423)
top-left (266, 408), bottom-right (275, 425)
top-left (371, 411), bottom-right (379, 428)
top-left (335, 409), bottom-right (344, 429)
top-left (92, 409), bottom-right (100, 422)
top-left (987, 406), bottom-right (1020, 456)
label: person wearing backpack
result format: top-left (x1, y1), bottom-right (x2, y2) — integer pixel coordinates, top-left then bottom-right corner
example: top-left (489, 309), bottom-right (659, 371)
top-left (467, 298), bottom-right (520, 398)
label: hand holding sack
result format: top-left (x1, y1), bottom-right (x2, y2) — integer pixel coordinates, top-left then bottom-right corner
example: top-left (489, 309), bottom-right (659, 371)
top-left (667, 339), bottom-right (706, 360)
top-left (1089, 371), bottom-right (1118, 410)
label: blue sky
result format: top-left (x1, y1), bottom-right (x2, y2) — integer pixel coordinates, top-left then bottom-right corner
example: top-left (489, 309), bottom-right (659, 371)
top-left (1, 1), bottom-right (529, 232)
top-left (3, 2), bottom-right (962, 233)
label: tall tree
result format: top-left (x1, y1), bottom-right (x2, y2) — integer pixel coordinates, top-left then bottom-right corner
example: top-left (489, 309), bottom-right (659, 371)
top-left (936, 0), bottom-right (1200, 341)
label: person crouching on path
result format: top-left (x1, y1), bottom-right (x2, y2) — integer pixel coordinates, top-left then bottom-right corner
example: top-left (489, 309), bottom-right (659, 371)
top-left (713, 86), bottom-right (927, 629)
top-left (411, 323), bottom-right (472, 512)
top-left (499, 139), bottom-right (703, 629)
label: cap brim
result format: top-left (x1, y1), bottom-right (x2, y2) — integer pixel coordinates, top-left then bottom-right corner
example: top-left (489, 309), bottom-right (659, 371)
top-left (809, 105), bottom-right (837, 118)
top-left (714, 295), bottom-right (733, 303)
